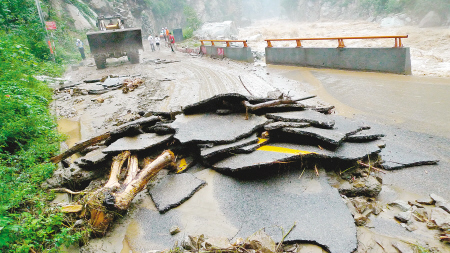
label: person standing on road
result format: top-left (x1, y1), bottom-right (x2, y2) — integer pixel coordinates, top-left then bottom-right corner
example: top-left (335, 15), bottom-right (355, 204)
top-left (155, 35), bottom-right (160, 50)
top-left (169, 32), bottom-right (175, 53)
top-left (162, 28), bottom-right (166, 42)
top-left (165, 27), bottom-right (170, 42)
top-left (76, 39), bottom-right (85, 60)
top-left (148, 34), bottom-right (155, 52)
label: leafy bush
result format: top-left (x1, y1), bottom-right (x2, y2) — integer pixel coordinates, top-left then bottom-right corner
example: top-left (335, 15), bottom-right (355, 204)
top-left (0, 32), bottom-right (85, 252)
top-left (183, 27), bottom-right (194, 39)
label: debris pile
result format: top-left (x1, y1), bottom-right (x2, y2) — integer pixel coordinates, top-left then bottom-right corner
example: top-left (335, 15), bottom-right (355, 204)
top-left (46, 93), bottom-right (441, 252)
top-left (53, 75), bottom-right (143, 97)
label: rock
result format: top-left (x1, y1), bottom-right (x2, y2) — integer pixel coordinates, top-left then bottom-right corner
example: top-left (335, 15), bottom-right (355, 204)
top-left (389, 200), bottom-right (411, 212)
top-left (181, 235), bottom-right (205, 251)
top-left (51, 193), bottom-right (70, 206)
top-left (338, 176), bottom-right (382, 197)
top-left (169, 226), bottom-right (180, 235)
top-left (419, 11), bottom-right (442, 28)
top-left (194, 21), bottom-right (238, 40)
top-left (380, 16), bottom-right (405, 27)
top-left (395, 211), bottom-right (412, 223)
top-left (74, 219), bottom-right (84, 228)
top-left (42, 163), bottom-right (105, 189)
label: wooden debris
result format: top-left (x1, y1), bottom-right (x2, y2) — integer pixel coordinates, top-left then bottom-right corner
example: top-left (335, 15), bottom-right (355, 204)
top-left (51, 188), bottom-right (84, 195)
top-left (51, 132), bottom-right (111, 164)
top-left (122, 77), bottom-right (144, 93)
top-left (242, 95), bottom-right (316, 119)
top-left (79, 150), bottom-right (175, 235)
top-left (61, 205), bottom-right (83, 213)
top-left (357, 161), bottom-right (386, 174)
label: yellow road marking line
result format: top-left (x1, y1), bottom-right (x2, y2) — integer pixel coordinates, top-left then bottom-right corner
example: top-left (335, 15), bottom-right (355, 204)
top-left (257, 145), bottom-right (314, 155)
top-left (176, 158), bottom-right (188, 173)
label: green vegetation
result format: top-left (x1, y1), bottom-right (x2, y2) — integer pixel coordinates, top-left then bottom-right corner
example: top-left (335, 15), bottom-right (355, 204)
top-left (0, 0), bottom-right (88, 252)
top-left (183, 6), bottom-right (201, 39)
top-left (144, 0), bottom-right (187, 18)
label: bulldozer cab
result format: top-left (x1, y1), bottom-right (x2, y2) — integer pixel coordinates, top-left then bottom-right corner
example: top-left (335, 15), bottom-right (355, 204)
top-left (97, 15), bottom-right (125, 31)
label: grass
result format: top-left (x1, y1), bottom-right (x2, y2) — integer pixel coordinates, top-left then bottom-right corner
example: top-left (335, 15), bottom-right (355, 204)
top-left (0, 33), bottom-right (87, 252)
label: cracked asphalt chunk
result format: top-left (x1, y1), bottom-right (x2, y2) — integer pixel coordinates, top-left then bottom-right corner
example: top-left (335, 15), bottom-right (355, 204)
top-left (102, 133), bottom-right (173, 153)
top-left (200, 133), bottom-right (259, 160)
top-left (171, 113), bottom-right (268, 144)
top-left (148, 173), bottom-right (206, 213)
top-left (379, 142), bottom-right (439, 170)
top-left (266, 110), bottom-right (335, 128)
top-left (212, 141), bottom-right (381, 173)
top-left (279, 115), bottom-right (368, 146)
top-left (182, 93), bottom-right (248, 115)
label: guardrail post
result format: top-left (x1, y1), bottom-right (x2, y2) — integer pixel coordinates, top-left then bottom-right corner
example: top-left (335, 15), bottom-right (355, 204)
top-left (267, 40), bottom-right (273, 48)
top-left (211, 41), bottom-right (215, 46)
top-left (296, 40), bottom-right (302, 47)
top-left (337, 39), bottom-right (345, 48)
top-left (200, 40), bottom-right (204, 46)
top-left (226, 41), bottom-right (230, 47)
top-left (243, 41), bottom-right (248, 47)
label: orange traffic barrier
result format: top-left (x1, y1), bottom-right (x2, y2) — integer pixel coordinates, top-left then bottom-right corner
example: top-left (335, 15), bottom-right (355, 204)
top-left (265, 35), bottom-right (408, 48)
top-left (200, 40), bottom-right (248, 48)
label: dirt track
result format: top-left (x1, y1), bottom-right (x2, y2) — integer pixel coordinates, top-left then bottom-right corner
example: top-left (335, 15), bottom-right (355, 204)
top-left (57, 43), bottom-right (326, 139)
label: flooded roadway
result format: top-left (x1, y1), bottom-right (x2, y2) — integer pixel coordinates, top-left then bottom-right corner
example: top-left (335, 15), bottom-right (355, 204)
top-left (269, 65), bottom-right (450, 139)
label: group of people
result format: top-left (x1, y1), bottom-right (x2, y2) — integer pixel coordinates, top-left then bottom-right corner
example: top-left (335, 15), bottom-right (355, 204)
top-left (148, 27), bottom-right (175, 53)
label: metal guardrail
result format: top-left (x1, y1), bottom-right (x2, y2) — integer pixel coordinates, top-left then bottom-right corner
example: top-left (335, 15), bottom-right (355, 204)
top-left (200, 40), bottom-right (248, 48)
top-left (265, 35), bottom-right (408, 48)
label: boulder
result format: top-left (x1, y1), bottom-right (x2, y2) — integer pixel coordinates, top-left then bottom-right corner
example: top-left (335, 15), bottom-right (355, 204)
top-left (380, 16), bottom-right (405, 27)
top-left (419, 11), bottom-right (442, 27)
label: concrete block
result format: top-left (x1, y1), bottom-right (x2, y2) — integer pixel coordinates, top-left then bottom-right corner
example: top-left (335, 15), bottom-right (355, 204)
top-left (265, 47), bottom-right (412, 75)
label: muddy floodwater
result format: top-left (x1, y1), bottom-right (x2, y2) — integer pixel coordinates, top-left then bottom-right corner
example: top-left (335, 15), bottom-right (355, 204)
top-left (269, 66), bottom-right (450, 139)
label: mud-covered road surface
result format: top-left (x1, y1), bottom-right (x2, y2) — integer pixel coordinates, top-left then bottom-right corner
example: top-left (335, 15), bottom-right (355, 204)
top-left (56, 22), bottom-right (450, 253)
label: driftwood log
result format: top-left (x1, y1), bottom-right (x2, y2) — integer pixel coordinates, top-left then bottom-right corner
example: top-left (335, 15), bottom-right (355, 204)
top-left (51, 132), bottom-right (111, 164)
top-left (242, 95), bottom-right (317, 119)
top-left (76, 150), bottom-right (175, 235)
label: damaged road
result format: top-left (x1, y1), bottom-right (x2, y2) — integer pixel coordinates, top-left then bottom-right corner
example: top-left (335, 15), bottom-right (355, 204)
top-left (49, 47), bottom-right (450, 253)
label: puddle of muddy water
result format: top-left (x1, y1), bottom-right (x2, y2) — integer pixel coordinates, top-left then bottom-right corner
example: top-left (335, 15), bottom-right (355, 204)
top-left (57, 118), bottom-right (81, 160)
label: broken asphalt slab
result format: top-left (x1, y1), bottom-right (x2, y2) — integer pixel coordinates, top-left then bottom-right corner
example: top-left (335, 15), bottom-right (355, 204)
top-left (379, 142), bottom-right (439, 170)
top-left (278, 115), bottom-right (369, 146)
top-left (182, 93), bottom-right (248, 115)
top-left (266, 110), bottom-right (335, 129)
top-left (102, 133), bottom-right (173, 153)
top-left (148, 173), bottom-right (206, 213)
top-left (170, 113), bottom-right (268, 144)
top-left (200, 133), bottom-right (259, 162)
top-left (131, 169), bottom-right (357, 253)
top-left (211, 141), bottom-right (381, 173)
